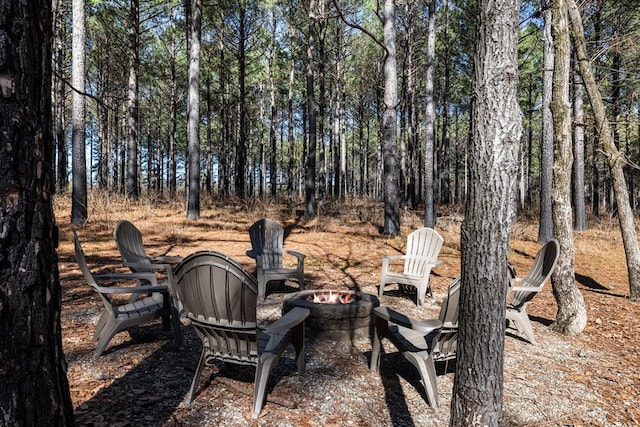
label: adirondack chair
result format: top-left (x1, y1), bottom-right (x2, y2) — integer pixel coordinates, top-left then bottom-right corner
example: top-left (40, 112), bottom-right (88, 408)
top-left (246, 218), bottom-right (305, 300)
top-left (506, 239), bottom-right (559, 345)
top-left (370, 277), bottom-right (461, 410)
top-left (173, 251), bottom-right (310, 418)
top-left (73, 228), bottom-right (182, 357)
top-left (378, 227), bottom-right (444, 306)
top-left (113, 219), bottom-right (183, 309)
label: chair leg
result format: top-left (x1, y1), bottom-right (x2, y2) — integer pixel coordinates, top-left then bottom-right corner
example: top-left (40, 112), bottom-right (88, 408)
top-left (291, 324), bottom-right (306, 374)
top-left (252, 356), bottom-right (277, 419)
top-left (370, 319), bottom-right (387, 372)
top-left (514, 312), bottom-right (538, 345)
top-left (187, 349), bottom-right (208, 403)
top-left (404, 351), bottom-right (439, 410)
top-left (170, 304), bottom-right (184, 350)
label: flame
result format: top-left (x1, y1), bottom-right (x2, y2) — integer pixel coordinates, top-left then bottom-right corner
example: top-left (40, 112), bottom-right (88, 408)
top-left (309, 290), bottom-right (355, 304)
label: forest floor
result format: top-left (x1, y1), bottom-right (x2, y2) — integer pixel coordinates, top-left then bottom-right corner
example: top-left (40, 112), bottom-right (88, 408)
top-left (55, 194), bottom-right (640, 426)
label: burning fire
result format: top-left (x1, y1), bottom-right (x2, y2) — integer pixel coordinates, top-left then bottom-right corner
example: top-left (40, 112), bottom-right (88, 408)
top-left (308, 290), bottom-right (355, 304)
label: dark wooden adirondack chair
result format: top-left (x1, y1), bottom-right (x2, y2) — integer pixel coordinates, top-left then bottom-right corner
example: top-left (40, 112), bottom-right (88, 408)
top-left (370, 277), bottom-right (460, 409)
top-left (173, 251), bottom-right (310, 418)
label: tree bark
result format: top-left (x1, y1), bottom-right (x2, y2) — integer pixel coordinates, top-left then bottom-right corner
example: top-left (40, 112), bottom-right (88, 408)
top-left (126, 0), bottom-right (140, 199)
top-left (382, 0), bottom-right (399, 236)
top-left (186, 0), bottom-right (202, 219)
top-left (451, 0), bottom-right (522, 424)
top-left (572, 56), bottom-right (587, 231)
top-left (568, 0), bottom-right (640, 300)
top-left (0, 0), bottom-right (75, 423)
top-left (538, 5), bottom-right (554, 243)
top-left (71, 0), bottom-right (87, 224)
top-left (550, 0), bottom-right (587, 336)
top-left (424, 0), bottom-right (436, 228)
top-left (305, 0), bottom-right (317, 219)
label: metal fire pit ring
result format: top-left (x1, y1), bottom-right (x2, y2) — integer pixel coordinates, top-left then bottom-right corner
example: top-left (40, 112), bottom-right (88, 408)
top-left (282, 289), bottom-right (380, 342)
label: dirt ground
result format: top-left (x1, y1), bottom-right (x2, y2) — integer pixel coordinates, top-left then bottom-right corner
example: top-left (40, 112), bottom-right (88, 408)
top-left (55, 194), bottom-right (640, 426)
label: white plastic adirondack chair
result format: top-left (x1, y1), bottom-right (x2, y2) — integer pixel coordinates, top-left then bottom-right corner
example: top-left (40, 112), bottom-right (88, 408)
top-left (378, 227), bottom-right (444, 306)
top-left (246, 218), bottom-right (305, 300)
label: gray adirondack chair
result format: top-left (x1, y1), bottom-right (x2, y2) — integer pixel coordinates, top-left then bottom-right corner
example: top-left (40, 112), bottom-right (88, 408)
top-left (173, 251), bottom-right (310, 419)
top-left (73, 228), bottom-right (182, 357)
top-left (506, 239), bottom-right (559, 345)
top-left (378, 227), bottom-right (444, 306)
top-left (370, 277), bottom-right (460, 409)
top-left (113, 220), bottom-right (184, 313)
top-left (246, 218), bottom-right (305, 300)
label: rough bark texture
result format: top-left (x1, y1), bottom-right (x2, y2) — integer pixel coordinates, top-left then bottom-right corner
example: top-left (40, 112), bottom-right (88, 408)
top-left (382, 0), bottom-right (399, 236)
top-left (71, 0), bottom-right (87, 224)
top-left (0, 0), bottom-right (75, 424)
top-left (126, 0), bottom-right (139, 199)
top-left (451, 0), bottom-right (522, 425)
top-left (572, 57), bottom-right (587, 231)
top-left (305, 0), bottom-right (317, 219)
top-left (451, 0), bottom-right (522, 426)
top-left (549, 0), bottom-right (587, 336)
top-left (424, 0), bottom-right (436, 228)
top-left (568, 0), bottom-right (640, 301)
top-left (186, 0), bottom-right (201, 219)
top-left (538, 6), bottom-right (554, 243)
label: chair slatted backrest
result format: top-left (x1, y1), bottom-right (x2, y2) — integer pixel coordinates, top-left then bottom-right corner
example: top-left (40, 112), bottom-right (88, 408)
top-left (510, 239), bottom-right (559, 309)
top-left (72, 229), bottom-right (114, 312)
top-left (404, 228), bottom-right (444, 275)
top-left (114, 220), bottom-right (152, 269)
top-left (174, 251), bottom-right (259, 362)
top-left (431, 277), bottom-right (460, 361)
top-left (248, 219), bottom-right (285, 269)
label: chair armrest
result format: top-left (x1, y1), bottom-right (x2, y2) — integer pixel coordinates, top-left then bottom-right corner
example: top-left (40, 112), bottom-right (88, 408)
top-left (373, 306), bottom-right (443, 333)
top-left (95, 284), bottom-right (169, 295)
top-left (285, 250), bottom-right (306, 262)
top-left (94, 272), bottom-right (159, 286)
top-left (264, 307), bottom-right (310, 334)
top-left (510, 285), bottom-right (542, 293)
top-left (151, 255), bottom-right (183, 264)
top-left (124, 261), bottom-right (173, 273)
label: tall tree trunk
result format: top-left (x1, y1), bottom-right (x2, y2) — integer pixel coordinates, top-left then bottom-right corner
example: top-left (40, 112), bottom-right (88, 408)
top-left (186, 0), bottom-right (202, 219)
top-left (287, 54), bottom-right (296, 200)
top-left (440, 0), bottom-right (451, 205)
top-left (269, 7), bottom-right (278, 198)
top-left (550, 0), bottom-right (587, 336)
top-left (424, 0), bottom-right (436, 227)
top-left (305, 0), bottom-right (317, 218)
top-left (382, 0), bottom-right (399, 236)
top-left (451, 0), bottom-right (522, 424)
top-left (568, 0), bottom-right (640, 300)
top-left (235, 4), bottom-right (247, 198)
top-left (572, 57), bottom-right (587, 231)
top-left (0, 0), bottom-right (75, 422)
top-left (538, 5), bottom-right (554, 243)
top-left (126, 0), bottom-right (140, 199)
top-left (317, 0), bottom-right (327, 201)
top-left (71, 0), bottom-right (87, 225)
top-left (169, 60), bottom-right (178, 196)
top-left (53, 0), bottom-right (68, 193)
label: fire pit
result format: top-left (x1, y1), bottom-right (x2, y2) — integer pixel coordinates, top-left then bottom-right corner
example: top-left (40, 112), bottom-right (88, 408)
top-left (282, 289), bottom-right (379, 342)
